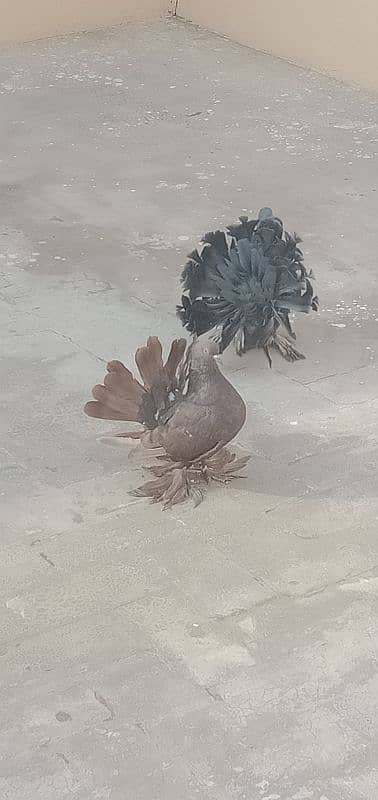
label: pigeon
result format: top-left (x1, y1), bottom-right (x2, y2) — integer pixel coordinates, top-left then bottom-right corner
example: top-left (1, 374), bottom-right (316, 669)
top-left (84, 336), bottom-right (249, 508)
top-left (177, 207), bottom-right (318, 366)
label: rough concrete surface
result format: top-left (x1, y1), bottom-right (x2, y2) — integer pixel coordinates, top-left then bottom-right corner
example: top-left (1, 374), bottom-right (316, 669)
top-left (1, 17), bottom-right (378, 800)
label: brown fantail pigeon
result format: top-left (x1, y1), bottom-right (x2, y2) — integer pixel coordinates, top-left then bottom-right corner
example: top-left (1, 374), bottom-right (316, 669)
top-left (84, 336), bottom-right (249, 508)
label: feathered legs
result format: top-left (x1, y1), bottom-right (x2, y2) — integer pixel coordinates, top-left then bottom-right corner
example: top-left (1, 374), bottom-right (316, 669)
top-left (130, 448), bottom-right (250, 509)
top-left (234, 324), bottom-right (305, 364)
top-left (270, 334), bottom-right (305, 362)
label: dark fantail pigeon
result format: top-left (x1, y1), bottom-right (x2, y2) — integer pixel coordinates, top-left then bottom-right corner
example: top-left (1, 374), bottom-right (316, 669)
top-left (177, 207), bottom-right (319, 366)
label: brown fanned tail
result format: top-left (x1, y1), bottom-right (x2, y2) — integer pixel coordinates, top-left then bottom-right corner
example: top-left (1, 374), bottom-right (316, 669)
top-left (135, 336), bottom-right (187, 389)
top-left (135, 336), bottom-right (187, 414)
top-left (164, 338), bottom-right (187, 381)
top-left (84, 337), bottom-right (188, 430)
top-left (84, 359), bottom-right (155, 425)
top-left (135, 336), bottom-right (164, 389)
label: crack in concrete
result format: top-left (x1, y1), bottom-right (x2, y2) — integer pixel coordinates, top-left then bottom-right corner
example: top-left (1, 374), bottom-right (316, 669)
top-left (48, 328), bottom-right (107, 364)
top-left (93, 689), bottom-right (115, 721)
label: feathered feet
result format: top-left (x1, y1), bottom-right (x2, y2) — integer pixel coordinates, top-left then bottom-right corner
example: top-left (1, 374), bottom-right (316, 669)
top-left (130, 447), bottom-right (250, 509)
top-left (271, 334), bottom-right (305, 363)
top-left (234, 326), bottom-right (305, 366)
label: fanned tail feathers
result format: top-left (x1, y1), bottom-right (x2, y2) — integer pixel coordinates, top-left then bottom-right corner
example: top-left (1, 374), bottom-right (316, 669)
top-left (177, 207), bottom-right (318, 360)
top-left (84, 337), bottom-right (187, 429)
top-left (85, 360), bottom-right (149, 423)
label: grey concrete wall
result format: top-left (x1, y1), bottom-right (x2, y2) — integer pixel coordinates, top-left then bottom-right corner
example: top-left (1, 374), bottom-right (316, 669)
top-left (178, 0), bottom-right (378, 90)
top-left (1, 0), bottom-right (169, 46)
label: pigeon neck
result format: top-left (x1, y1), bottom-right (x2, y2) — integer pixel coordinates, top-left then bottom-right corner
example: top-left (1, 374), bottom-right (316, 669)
top-left (188, 357), bottom-right (218, 390)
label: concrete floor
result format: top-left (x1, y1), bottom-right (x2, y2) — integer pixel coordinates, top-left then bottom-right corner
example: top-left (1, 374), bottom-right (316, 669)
top-left (1, 16), bottom-right (378, 800)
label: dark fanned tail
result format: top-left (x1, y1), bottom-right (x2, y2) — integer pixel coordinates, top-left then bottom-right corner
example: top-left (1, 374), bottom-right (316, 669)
top-left (177, 207), bottom-right (318, 364)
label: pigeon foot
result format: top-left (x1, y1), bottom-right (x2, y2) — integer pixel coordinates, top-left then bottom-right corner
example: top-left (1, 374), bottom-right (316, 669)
top-left (130, 447), bottom-right (250, 509)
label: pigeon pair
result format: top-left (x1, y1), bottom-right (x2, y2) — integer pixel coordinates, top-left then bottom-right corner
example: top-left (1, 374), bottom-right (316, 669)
top-left (85, 208), bottom-right (318, 508)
